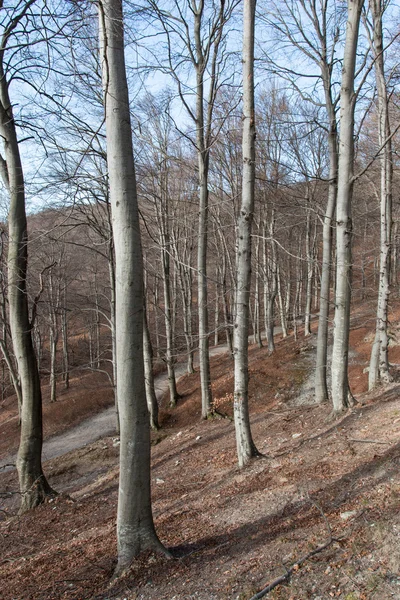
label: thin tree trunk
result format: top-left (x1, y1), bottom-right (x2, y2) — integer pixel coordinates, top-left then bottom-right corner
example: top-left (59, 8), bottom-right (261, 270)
top-left (61, 289), bottom-right (69, 390)
top-left (94, 273), bottom-right (101, 369)
top-left (277, 264), bottom-right (288, 338)
top-left (331, 0), bottom-right (364, 414)
top-left (214, 267), bottom-right (220, 346)
top-left (143, 304), bottom-right (160, 431)
top-left (153, 275), bottom-right (161, 359)
top-left (368, 0), bottom-right (392, 389)
top-left (304, 204), bottom-right (313, 337)
top-left (108, 239), bottom-right (119, 434)
top-left (264, 217), bottom-right (277, 353)
top-left (315, 178), bottom-right (337, 402)
top-left (0, 338), bottom-right (22, 413)
top-left (0, 52), bottom-right (54, 511)
top-left (197, 152), bottom-right (212, 417)
top-left (233, 0), bottom-right (260, 468)
top-left (49, 327), bottom-right (57, 403)
top-left (253, 230), bottom-right (263, 347)
top-left (159, 210), bottom-right (179, 407)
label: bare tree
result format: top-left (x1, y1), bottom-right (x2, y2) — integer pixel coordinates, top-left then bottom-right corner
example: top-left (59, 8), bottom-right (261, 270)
top-left (367, 0), bottom-right (393, 389)
top-left (331, 0), bottom-right (365, 414)
top-left (233, 0), bottom-right (260, 468)
top-left (260, 0), bottom-right (343, 402)
top-left (145, 0), bottom-right (239, 418)
top-left (98, 0), bottom-right (169, 573)
top-left (0, 0), bottom-right (56, 511)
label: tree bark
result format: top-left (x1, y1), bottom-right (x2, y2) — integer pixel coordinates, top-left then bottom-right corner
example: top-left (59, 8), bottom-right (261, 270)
top-left (0, 51), bottom-right (54, 512)
top-left (368, 0), bottom-right (392, 389)
top-left (331, 0), bottom-right (364, 414)
top-left (99, 0), bottom-right (168, 573)
top-left (143, 303), bottom-right (160, 431)
top-left (233, 0), bottom-right (260, 468)
top-left (315, 118), bottom-right (337, 402)
top-left (61, 287), bottom-right (69, 390)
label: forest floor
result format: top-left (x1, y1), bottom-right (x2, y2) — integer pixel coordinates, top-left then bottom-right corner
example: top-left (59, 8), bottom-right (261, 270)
top-left (2, 303), bottom-right (400, 599)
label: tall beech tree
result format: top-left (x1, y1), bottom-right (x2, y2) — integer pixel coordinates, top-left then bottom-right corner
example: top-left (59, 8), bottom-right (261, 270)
top-left (233, 0), bottom-right (260, 468)
top-left (261, 0), bottom-right (343, 402)
top-left (99, 0), bottom-right (169, 572)
top-left (146, 0), bottom-right (239, 418)
top-left (0, 0), bottom-right (55, 511)
top-left (367, 0), bottom-right (393, 389)
top-left (331, 0), bottom-right (365, 413)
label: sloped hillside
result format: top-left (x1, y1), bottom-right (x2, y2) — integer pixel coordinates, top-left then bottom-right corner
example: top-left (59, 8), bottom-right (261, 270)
top-left (1, 309), bottom-right (400, 600)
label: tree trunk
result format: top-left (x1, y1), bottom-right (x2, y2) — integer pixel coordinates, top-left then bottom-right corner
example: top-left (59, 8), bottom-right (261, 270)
top-left (264, 216), bottom-right (277, 353)
top-left (304, 203), bottom-right (313, 337)
top-left (277, 264), bottom-right (288, 339)
top-left (197, 150), bottom-right (212, 418)
top-left (108, 239), bottom-right (119, 433)
top-left (233, 0), bottom-right (260, 468)
top-left (253, 229), bottom-right (263, 347)
top-left (0, 60), bottom-right (54, 512)
top-left (49, 326), bottom-right (57, 403)
top-left (368, 0), bottom-right (392, 389)
top-left (143, 304), bottom-right (160, 431)
top-left (99, 0), bottom-right (168, 573)
top-left (0, 337), bottom-right (22, 415)
top-left (315, 168), bottom-right (336, 402)
top-left (61, 289), bottom-right (70, 390)
top-left (160, 219), bottom-right (179, 407)
top-left (331, 0), bottom-right (364, 414)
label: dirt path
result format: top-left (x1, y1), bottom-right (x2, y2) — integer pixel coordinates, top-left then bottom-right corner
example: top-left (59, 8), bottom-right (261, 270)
top-left (0, 343), bottom-right (232, 470)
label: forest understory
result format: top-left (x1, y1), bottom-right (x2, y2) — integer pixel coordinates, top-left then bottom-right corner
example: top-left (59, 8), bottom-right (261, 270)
top-left (2, 302), bottom-right (400, 600)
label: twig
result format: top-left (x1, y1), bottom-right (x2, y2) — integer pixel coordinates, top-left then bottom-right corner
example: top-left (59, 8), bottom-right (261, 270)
top-left (249, 491), bottom-right (339, 599)
top-left (348, 438), bottom-right (391, 445)
top-left (248, 537), bottom-right (336, 599)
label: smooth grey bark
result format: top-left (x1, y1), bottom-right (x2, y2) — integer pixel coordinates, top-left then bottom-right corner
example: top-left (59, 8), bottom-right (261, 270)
top-left (93, 272), bottom-right (101, 369)
top-left (158, 166), bottom-right (179, 407)
top-left (253, 225), bottom-right (263, 348)
top-left (170, 214), bottom-right (195, 374)
top-left (315, 116), bottom-right (338, 402)
top-left (233, 0), bottom-right (260, 468)
top-left (99, 0), bottom-right (168, 573)
top-left (0, 234), bottom-right (22, 409)
top-left (108, 235), bottom-right (119, 434)
top-left (61, 287), bottom-right (69, 390)
top-left (368, 0), bottom-right (392, 389)
top-left (48, 269), bottom-right (60, 403)
top-left (153, 275), bottom-right (161, 359)
top-left (143, 304), bottom-right (160, 431)
top-left (331, 0), bottom-right (365, 414)
top-left (263, 215), bottom-right (277, 354)
top-left (304, 202), bottom-right (313, 337)
top-left (276, 263), bottom-right (288, 338)
top-left (214, 266), bottom-right (220, 346)
top-left (194, 7), bottom-right (213, 419)
top-left (0, 16), bottom-right (54, 510)
top-left (215, 219), bottom-right (234, 356)
top-left (178, 254), bottom-right (195, 374)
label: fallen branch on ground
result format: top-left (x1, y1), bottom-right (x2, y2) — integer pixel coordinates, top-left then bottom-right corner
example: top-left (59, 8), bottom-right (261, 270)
top-left (248, 537), bottom-right (337, 599)
top-left (349, 438), bottom-right (391, 445)
top-left (249, 492), bottom-right (340, 599)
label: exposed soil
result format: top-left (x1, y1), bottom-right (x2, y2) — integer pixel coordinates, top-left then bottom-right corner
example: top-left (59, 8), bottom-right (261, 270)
top-left (1, 308), bottom-right (400, 600)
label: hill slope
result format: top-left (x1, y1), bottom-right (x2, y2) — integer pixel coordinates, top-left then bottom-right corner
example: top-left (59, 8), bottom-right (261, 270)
top-left (1, 314), bottom-right (400, 600)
